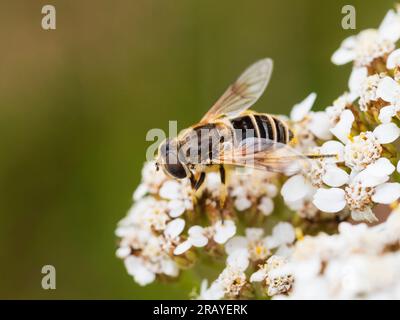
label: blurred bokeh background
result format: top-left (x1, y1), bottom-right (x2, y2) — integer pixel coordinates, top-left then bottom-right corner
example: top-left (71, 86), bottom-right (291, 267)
top-left (0, 0), bottom-right (395, 299)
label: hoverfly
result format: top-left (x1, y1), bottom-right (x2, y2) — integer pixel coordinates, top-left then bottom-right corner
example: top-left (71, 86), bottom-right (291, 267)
top-left (155, 58), bottom-right (332, 207)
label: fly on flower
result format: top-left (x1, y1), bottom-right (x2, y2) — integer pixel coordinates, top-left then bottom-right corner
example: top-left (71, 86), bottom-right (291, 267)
top-left (155, 58), bottom-right (336, 207)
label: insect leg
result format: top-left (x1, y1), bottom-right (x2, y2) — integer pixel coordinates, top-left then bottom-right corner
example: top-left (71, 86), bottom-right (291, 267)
top-left (189, 172), bottom-right (197, 189)
top-left (219, 165), bottom-right (227, 211)
top-left (194, 171), bottom-right (206, 191)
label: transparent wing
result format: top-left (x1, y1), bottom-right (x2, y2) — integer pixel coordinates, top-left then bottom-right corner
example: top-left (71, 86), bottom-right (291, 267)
top-left (200, 58), bottom-right (273, 123)
top-left (216, 137), bottom-right (311, 175)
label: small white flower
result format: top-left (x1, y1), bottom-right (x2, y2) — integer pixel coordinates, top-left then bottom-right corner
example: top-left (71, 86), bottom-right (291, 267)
top-left (313, 158), bottom-right (400, 222)
top-left (331, 9), bottom-right (400, 67)
top-left (281, 140), bottom-right (347, 211)
top-left (257, 196), bottom-right (274, 216)
top-left (226, 228), bottom-right (270, 263)
top-left (218, 266), bottom-right (247, 297)
top-left (197, 279), bottom-right (225, 300)
top-left (229, 168), bottom-right (278, 215)
top-left (135, 161), bottom-right (168, 199)
top-left (174, 225), bottom-right (208, 255)
top-left (358, 73), bottom-right (384, 111)
top-left (159, 180), bottom-right (193, 217)
top-left (326, 93), bottom-right (356, 126)
top-left (124, 197), bottom-right (170, 232)
top-left (343, 127), bottom-right (399, 172)
top-left (124, 256), bottom-right (156, 286)
top-left (201, 265), bottom-right (247, 300)
top-left (344, 131), bottom-right (382, 171)
top-left (234, 196), bottom-right (252, 211)
top-left (290, 93), bottom-right (332, 151)
top-left (308, 142), bottom-right (348, 187)
top-left (250, 255), bottom-right (293, 296)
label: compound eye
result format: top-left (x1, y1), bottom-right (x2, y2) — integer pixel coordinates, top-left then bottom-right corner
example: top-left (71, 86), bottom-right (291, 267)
top-left (165, 162), bottom-right (187, 179)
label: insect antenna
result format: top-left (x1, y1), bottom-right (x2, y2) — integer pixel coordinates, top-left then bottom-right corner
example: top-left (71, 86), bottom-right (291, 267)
top-left (305, 154), bottom-right (338, 160)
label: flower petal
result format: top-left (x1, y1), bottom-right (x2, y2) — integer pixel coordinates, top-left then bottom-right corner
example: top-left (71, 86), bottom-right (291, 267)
top-left (214, 220), bottom-right (237, 244)
top-left (313, 188), bottom-right (346, 213)
top-left (234, 197), bottom-right (252, 211)
top-left (250, 269), bottom-right (267, 282)
top-left (331, 45), bottom-right (356, 65)
top-left (321, 140), bottom-right (345, 162)
top-left (354, 169), bottom-right (389, 188)
top-left (168, 199), bottom-right (186, 217)
top-left (188, 226), bottom-right (208, 247)
top-left (227, 249), bottom-right (250, 271)
top-left (133, 184), bottom-right (148, 201)
top-left (366, 157), bottom-right (395, 176)
top-left (322, 166), bottom-right (349, 187)
top-left (376, 76), bottom-right (400, 103)
top-left (125, 256), bottom-right (156, 286)
top-left (174, 240), bottom-right (192, 255)
top-left (164, 218), bottom-right (185, 239)
top-left (373, 123), bottom-right (400, 144)
top-left (257, 196), bottom-right (274, 216)
top-left (281, 174), bottom-right (312, 203)
top-left (387, 48), bottom-right (400, 69)
top-left (372, 182), bottom-right (400, 204)
top-left (330, 110), bottom-right (354, 144)
top-left (290, 93), bottom-right (316, 122)
top-left (225, 236), bottom-right (248, 255)
top-left (309, 112), bottom-right (333, 140)
top-left (379, 9), bottom-right (400, 42)
top-left (272, 222), bottom-right (296, 246)
top-left (348, 67), bottom-right (367, 96)
top-left (378, 105), bottom-right (396, 124)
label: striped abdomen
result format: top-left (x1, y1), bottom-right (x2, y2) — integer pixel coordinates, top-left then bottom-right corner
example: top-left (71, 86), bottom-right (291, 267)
top-left (183, 114), bottom-right (294, 164)
top-left (229, 113), bottom-right (293, 145)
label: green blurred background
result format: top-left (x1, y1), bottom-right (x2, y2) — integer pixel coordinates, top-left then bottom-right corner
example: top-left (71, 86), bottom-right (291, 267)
top-left (0, 0), bottom-right (394, 299)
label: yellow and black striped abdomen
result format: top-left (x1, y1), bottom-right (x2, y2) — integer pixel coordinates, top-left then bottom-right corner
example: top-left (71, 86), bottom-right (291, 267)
top-left (229, 113), bottom-right (293, 144)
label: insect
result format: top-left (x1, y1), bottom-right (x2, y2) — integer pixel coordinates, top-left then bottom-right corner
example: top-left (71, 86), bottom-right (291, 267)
top-left (155, 58), bottom-right (333, 207)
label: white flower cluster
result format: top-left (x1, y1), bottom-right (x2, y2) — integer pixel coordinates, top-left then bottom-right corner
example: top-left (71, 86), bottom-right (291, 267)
top-left (279, 210), bottom-right (400, 299)
top-left (115, 163), bottom-right (187, 285)
top-left (116, 162), bottom-right (280, 286)
top-left (282, 8), bottom-right (400, 223)
top-left (116, 7), bottom-right (400, 299)
top-left (198, 222), bottom-right (296, 299)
